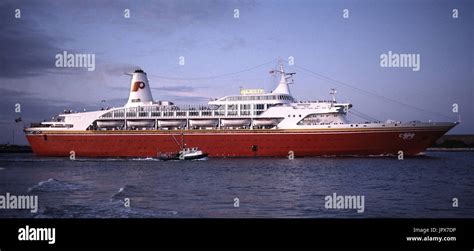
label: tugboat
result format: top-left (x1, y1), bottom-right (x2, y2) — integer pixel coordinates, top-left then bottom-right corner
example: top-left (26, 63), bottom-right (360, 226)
top-left (159, 147), bottom-right (208, 161)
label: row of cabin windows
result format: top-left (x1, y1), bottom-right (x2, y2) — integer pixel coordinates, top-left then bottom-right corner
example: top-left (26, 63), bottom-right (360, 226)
top-left (228, 104), bottom-right (265, 110)
top-left (226, 95), bottom-right (292, 101)
top-left (104, 103), bottom-right (267, 118)
top-left (288, 114), bottom-right (339, 118)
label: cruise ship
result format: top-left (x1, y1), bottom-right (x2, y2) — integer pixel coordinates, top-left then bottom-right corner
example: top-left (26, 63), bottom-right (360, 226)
top-left (24, 66), bottom-right (457, 157)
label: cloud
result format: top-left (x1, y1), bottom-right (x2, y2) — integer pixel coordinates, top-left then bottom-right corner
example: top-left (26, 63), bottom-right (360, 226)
top-left (0, 87), bottom-right (96, 124)
top-left (219, 37), bottom-right (249, 51)
top-left (101, 63), bottom-right (142, 76)
top-left (151, 85), bottom-right (208, 92)
top-left (0, 1), bottom-right (65, 79)
top-left (0, 0), bottom-right (256, 79)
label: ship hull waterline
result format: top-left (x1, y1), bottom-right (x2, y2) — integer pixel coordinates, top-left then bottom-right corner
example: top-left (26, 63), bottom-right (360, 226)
top-left (25, 126), bottom-right (454, 158)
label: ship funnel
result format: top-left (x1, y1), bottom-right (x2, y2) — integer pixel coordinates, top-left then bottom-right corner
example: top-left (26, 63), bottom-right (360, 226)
top-left (125, 69), bottom-right (154, 107)
top-left (271, 65), bottom-right (293, 95)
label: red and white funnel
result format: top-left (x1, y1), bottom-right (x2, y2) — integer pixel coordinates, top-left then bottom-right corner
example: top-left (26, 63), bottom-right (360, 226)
top-left (125, 69), bottom-right (154, 107)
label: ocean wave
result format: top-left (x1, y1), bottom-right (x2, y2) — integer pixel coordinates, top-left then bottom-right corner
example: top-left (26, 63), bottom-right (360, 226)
top-left (131, 157), bottom-right (161, 161)
top-left (27, 178), bottom-right (85, 193)
top-left (192, 157), bottom-right (208, 161)
top-left (111, 184), bottom-right (143, 201)
top-left (35, 202), bottom-right (178, 218)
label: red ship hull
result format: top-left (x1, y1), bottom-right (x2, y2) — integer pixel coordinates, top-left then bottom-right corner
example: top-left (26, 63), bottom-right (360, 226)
top-left (25, 126), bottom-right (454, 158)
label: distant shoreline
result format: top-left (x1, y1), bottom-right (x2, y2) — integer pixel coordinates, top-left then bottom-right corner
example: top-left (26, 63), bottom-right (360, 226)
top-left (0, 144), bottom-right (32, 153)
top-left (426, 148), bottom-right (474, 152)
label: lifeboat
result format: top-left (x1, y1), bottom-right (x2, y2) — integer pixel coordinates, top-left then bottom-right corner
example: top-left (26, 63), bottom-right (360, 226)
top-left (96, 120), bottom-right (125, 128)
top-left (221, 119), bottom-right (251, 127)
top-left (252, 119), bottom-right (279, 126)
top-left (126, 120), bottom-right (155, 128)
top-left (189, 119), bottom-right (218, 127)
top-left (157, 120), bottom-right (186, 128)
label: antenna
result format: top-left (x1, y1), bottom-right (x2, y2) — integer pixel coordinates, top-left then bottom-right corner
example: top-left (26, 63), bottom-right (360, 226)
top-left (330, 88), bottom-right (337, 102)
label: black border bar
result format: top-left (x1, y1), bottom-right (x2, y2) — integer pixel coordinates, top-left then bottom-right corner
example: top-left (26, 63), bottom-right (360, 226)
top-left (0, 218), bottom-right (473, 249)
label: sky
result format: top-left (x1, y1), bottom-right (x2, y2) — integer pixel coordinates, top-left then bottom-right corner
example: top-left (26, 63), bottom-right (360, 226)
top-left (0, 0), bottom-right (472, 145)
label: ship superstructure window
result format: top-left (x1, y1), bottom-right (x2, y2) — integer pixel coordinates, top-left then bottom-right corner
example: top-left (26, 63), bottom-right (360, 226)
top-left (227, 104), bottom-right (238, 110)
top-left (132, 99), bottom-right (141, 103)
top-left (126, 110), bottom-right (137, 117)
top-left (113, 111), bottom-right (124, 118)
top-left (240, 104), bottom-right (250, 110)
top-left (255, 104), bottom-right (265, 110)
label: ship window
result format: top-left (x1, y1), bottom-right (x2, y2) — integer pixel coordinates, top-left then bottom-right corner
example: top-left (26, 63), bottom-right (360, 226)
top-left (299, 115), bottom-right (302, 117)
top-left (227, 104), bottom-right (238, 110)
top-left (240, 104), bottom-right (250, 110)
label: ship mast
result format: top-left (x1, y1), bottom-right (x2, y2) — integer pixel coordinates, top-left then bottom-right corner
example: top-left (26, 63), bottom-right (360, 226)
top-left (270, 64), bottom-right (295, 95)
top-left (330, 88), bottom-right (337, 102)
